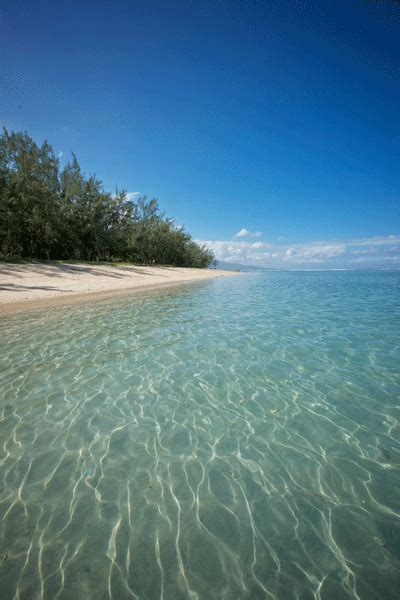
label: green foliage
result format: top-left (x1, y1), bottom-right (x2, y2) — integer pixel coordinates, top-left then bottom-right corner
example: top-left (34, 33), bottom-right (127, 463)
top-left (0, 129), bottom-right (214, 267)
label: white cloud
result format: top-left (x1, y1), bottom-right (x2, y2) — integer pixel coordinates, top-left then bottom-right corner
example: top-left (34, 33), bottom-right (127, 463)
top-left (235, 228), bottom-right (262, 238)
top-left (198, 235), bottom-right (400, 269)
top-left (126, 191), bottom-right (140, 202)
top-left (345, 235), bottom-right (400, 247)
top-left (57, 151), bottom-right (64, 158)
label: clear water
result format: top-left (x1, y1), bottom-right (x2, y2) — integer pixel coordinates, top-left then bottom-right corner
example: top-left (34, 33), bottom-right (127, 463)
top-left (0, 271), bottom-right (399, 600)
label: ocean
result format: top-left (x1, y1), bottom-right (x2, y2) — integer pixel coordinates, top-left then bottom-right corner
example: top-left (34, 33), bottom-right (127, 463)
top-left (0, 271), bottom-right (399, 599)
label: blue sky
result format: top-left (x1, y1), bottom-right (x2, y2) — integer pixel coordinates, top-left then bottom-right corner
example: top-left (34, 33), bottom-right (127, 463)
top-left (1, 0), bottom-right (399, 268)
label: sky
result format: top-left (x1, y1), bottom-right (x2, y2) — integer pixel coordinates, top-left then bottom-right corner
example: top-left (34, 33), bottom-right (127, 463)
top-left (1, 0), bottom-right (399, 268)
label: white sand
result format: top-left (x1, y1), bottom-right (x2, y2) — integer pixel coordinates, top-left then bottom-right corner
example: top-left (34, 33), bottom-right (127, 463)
top-left (0, 262), bottom-right (240, 312)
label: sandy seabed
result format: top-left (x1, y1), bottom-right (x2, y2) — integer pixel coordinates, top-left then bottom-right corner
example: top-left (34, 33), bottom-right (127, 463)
top-left (0, 262), bottom-right (240, 312)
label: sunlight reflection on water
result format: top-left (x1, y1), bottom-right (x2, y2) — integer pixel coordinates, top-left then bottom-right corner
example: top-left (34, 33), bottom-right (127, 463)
top-left (0, 271), bottom-right (399, 599)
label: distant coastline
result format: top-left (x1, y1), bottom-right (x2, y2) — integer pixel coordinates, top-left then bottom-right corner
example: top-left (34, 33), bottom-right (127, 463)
top-left (0, 262), bottom-right (241, 313)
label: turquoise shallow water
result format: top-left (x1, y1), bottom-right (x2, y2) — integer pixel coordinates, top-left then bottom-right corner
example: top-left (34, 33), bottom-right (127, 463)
top-left (0, 271), bottom-right (399, 599)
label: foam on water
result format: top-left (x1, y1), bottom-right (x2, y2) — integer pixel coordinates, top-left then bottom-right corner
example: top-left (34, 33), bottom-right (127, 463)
top-left (0, 271), bottom-right (399, 599)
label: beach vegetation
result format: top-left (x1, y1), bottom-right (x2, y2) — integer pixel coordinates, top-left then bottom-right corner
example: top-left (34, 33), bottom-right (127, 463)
top-left (0, 129), bottom-right (214, 267)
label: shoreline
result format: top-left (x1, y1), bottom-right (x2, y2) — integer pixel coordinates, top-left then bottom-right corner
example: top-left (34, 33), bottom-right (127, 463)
top-left (0, 262), bottom-right (241, 314)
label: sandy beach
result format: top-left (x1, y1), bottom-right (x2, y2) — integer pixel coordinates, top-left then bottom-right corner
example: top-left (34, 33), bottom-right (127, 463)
top-left (0, 262), bottom-right (240, 312)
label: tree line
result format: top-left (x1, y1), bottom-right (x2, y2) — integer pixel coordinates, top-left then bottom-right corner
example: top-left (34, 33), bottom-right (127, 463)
top-left (0, 129), bottom-right (214, 267)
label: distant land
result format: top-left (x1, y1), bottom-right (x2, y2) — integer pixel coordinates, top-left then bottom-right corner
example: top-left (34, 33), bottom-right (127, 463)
top-left (212, 261), bottom-right (270, 272)
top-left (212, 261), bottom-right (400, 272)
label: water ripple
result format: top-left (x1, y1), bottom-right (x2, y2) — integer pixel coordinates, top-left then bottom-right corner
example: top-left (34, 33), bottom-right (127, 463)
top-left (0, 271), bottom-right (399, 599)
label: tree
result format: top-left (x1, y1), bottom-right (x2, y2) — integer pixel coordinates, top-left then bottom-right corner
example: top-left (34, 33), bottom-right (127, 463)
top-left (0, 129), bottom-right (60, 258)
top-left (0, 128), bottom-right (215, 268)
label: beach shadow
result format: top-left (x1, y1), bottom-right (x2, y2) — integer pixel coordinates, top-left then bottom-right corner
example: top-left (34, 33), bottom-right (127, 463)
top-left (0, 283), bottom-right (68, 292)
top-left (0, 265), bottom-right (26, 278)
top-left (0, 262), bottom-right (167, 279)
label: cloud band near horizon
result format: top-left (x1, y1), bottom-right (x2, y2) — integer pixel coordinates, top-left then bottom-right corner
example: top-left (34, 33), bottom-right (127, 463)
top-left (198, 235), bottom-right (400, 268)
